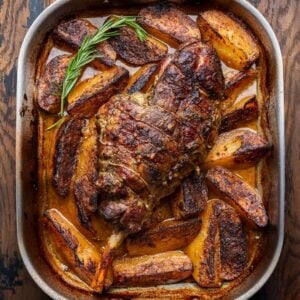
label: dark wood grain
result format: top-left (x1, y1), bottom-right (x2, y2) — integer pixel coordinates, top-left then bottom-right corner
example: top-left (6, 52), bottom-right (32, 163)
top-left (0, 0), bottom-right (299, 299)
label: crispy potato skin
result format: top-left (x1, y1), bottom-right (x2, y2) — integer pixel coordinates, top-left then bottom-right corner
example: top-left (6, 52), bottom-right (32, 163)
top-left (206, 166), bottom-right (268, 227)
top-left (186, 200), bottom-right (221, 287)
top-left (224, 70), bottom-right (257, 99)
top-left (43, 209), bottom-right (102, 286)
top-left (109, 26), bottom-right (168, 66)
top-left (126, 218), bottom-right (201, 256)
top-left (217, 200), bottom-right (248, 280)
top-left (53, 118), bottom-right (86, 197)
top-left (203, 128), bottom-right (271, 169)
top-left (186, 199), bottom-right (248, 285)
top-left (171, 172), bottom-right (208, 220)
top-left (53, 19), bottom-right (116, 67)
top-left (138, 3), bottom-right (201, 48)
top-left (125, 63), bottom-right (158, 94)
top-left (113, 251), bottom-right (193, 286)
top-left (67, 66), bottom-right (129, 117)
top-left (73, 117), bottom-right (99, 231)
top-left (197, 10), bottom-right (260, 70)
top-left (220, 95), bottom-right (259, 133)
top-left (37, 55), bottom-right (71, 113)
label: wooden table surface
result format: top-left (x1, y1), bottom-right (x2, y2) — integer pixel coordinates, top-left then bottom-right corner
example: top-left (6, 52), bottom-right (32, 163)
top-left (0, 0), bottom-right (299, 299)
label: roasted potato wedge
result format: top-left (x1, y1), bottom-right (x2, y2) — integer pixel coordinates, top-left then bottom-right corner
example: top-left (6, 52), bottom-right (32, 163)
top-left (53, 19), bottom-right (116, 67)
top-left (125, 63), bottom-right (158, 94)
top-left (220, 95), bottom-right (259, 133)
top-left (113, 251), bottom-right (192, 286)
top-left (37, 55), bottom-right (71, 113)
top-left (197, 10), bottom-right (260, 70)
top-left (53, 118), bottom-right (86, 197)
top-left (74, 117), bottom-right (99, 231)
top-left (186, 199), bottom-right (248, 285)
top-left (109, 26), bottom-right (168, 66)
top-left (202, 129), bottom-right (271, 170)
top-left (206, 166), bottom-right (268, 227)
top-left (171, 171), bottom-right (208, 220)
top-left (138, 3), bottom-right (201, 48)
top-left (217, 200), bottom-right (248, 280)
top-left (224, 69), bottom-right (257, 99)
top-left (185, 200), bottom-right (221, 287)
top-left (43, 209), bottom-right (106, 290)
top-left (67, 66), bottom-right (129, 117)
top-left (126, 218), bottom-right (201, 256)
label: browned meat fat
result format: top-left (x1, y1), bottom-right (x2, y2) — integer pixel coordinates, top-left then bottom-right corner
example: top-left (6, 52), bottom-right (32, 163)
top-left (96, 41), bottom-right (224, 233)
top-left (37, 55), bottom-right (71, 113)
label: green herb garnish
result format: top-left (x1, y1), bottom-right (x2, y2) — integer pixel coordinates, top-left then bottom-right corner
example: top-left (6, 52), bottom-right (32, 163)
top-left (47, 16), bottom-right (147, 130)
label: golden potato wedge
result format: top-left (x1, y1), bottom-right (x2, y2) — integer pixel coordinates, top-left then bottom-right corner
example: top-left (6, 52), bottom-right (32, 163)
top-left (138, 3), bottom-right (201, 48)
top-left (53, 19), bottom-right (116, 68)
top-left (67, 66), bottom-right (129, 117)
top-left (125, 63), bottom-right (158, 94)
top-left (185, 199), bottom-right (248, 285)
top-left (109, 26), bottom-right (168, 66)
top-left (112, 251), bottom-right (192, 286)
top-left (206, 166), bottom-right (268, 227)
top-left (224, 69), bottom-right (257, 99)
top-left (37, 55), bottom-right (71, 113)
top-left (220, 95), bottom-right (259, 133)
top-left (185, 200), bottom-right (221, 287)
top-left (197, 10), bottom-right (260, 70)
top-left (53, 118), bottom-right (86, 197)
top-left (171, 171), bottom-right (208, 220)
top-left (216, 200), bottom-right (248, 280)
top-left (202, 128), bottom-right (271, 170)
top-left (126, 218), bottom-right (201, 256)
top-left (74, 117), bottom-right (99, 231)
top-left (43, 209), bottom-right (107, 291)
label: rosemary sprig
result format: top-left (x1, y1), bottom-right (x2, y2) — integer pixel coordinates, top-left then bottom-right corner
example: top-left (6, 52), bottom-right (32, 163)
top-left (47, 16), bottom-right (147, 130)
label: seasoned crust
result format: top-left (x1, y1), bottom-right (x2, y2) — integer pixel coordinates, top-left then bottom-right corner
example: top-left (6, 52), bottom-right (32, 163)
top-left (126, 218), bottom-right (201, 256)
top-left (112, 251), bottom-right (193, 286)
top-left (109, 26), bottom-right (168, 66)
top-left (37, 55), bottom-right (71, 113)
top-left (97, 42), bottom-right (223, 233)
top-left (138, 2), bottom-right (201, 47)
top-left (206, 166), bottom-right (268, 227)
top-left (53, 118), bottom-right (86, 197)
top-left (216, 200), bottom-right (248, 280)
top-left (53, 19), bottom-right (116, 67)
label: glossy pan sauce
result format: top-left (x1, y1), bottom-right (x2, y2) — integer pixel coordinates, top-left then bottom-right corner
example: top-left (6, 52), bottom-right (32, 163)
top-left (37, 6), bottom-right (269, 298)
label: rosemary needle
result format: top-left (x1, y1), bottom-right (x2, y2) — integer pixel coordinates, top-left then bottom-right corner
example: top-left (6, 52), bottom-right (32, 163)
top-left (46, 16), bottom-right (147, 131)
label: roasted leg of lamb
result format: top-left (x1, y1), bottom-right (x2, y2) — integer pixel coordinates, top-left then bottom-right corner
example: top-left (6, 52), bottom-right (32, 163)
top-left (96, 40), bottom-right (224, 233)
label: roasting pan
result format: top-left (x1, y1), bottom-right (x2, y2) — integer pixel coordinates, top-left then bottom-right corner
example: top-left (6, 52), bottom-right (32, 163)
top-left (16, 0), bottom-right (284, 299)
